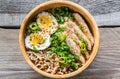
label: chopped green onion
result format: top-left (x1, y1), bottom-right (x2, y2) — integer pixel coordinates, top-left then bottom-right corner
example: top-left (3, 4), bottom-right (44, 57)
top-left (33, 46), bottom-right (39, 53)
top-left (58, 57), bottom-right (66, 63)
top-left (60, 45), bottom-right (70, 51)
top-left (71, 62), bottom-right (78, 70)
top-left (79, 24), bottom-right (83, 30)
top-left (80, 43), bottom-right (87, 54)
top-left (59, 33), bottom-right (66, 42)
top-left (48, 28), bottom-right (80, 70)
top-left (42, 39), bottom-right (46, 43)
top-left (79, 36), bottom-right (88, 54)
top-left (59, 16), bottom-right (65, 24)
top-left (56, 27), bottom-right (66, 32)
top-left (27, 22), bottom-right (40, 34)
top-left (79, 36), bottom-right (88, 46)
top-left (29, 22), bottom-right (38, 30)
top-left (48, 6), bottom-right (73, 24)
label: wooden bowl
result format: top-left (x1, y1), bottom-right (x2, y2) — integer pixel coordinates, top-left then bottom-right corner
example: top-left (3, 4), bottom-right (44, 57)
top-left (19, 0), bottom-right (100, 78)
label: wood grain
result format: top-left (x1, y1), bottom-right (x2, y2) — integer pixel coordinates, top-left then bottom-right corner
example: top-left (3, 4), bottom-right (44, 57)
top-left (0, 27), bottom-right (120, 79)
top-left (0, 0), bottom-right (120, 26)
top-left (0, 0), bottom-right (120, 15)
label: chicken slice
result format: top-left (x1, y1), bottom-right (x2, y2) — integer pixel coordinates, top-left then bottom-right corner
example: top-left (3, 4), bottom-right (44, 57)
top-left (66, 20), bottom-right (92, 50)
top-left (66, 37), bottom-right (85, 64)
top-left (64, 28), bottom-right (90, 60)
top-left (73, 13), bottom-right (94, 46)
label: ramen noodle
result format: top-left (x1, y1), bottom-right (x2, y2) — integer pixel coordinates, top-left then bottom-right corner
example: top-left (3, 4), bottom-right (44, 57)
top-left (25, 7), bottom-right (94, 74)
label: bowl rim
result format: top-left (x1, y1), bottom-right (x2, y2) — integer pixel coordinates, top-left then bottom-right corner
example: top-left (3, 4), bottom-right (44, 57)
top-left (19, 0), bottom-right (100, 78)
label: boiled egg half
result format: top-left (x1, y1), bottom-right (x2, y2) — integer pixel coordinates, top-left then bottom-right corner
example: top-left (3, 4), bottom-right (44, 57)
top-left (25, 32), bottom-right (50, 50)
top-left (37, 12), bottom-right (58, 34)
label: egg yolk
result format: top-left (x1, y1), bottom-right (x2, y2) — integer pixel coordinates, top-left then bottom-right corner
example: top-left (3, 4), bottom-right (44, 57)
top-left (30, 34), bottom-right (43, 45)
top-left (38, 15), bottom-right (52, 29)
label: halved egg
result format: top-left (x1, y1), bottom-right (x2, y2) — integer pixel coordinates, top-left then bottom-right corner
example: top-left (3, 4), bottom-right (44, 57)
top-left (25, 32), bottom-right (50, 50)
top-left (37, 12), bottom-right (58, 34)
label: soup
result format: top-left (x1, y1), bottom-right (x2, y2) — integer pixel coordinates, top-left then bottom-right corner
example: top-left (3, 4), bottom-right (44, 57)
top-left (24, 6), bottom-right (94, 75)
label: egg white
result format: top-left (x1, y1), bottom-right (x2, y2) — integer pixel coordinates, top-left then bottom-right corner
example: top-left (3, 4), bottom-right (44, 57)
top-left (25, 32), bottom-right (51, 50)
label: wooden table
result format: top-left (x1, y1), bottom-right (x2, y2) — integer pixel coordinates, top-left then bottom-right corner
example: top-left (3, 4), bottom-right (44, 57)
top-left (0, 0), bottom-right (120, 79)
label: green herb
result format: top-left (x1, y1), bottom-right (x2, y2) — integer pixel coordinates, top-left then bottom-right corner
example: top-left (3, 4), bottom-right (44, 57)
top-left (48, 28), bottom-right (80, 69)
top-left (79, 36), bottom-right (88, 46)
top-left (29, 22), bottom-right (38, 30)
top-left (79, 36), bottom-right (88, 54)
top-left (56, 27), bottom-right (66, 32)
top-left (48, 7), bottom-right (73, 24)
top-left (33, 46), bottom-right (39, 53)
top-left (71, 62), bottom-right (78, 70)
top-left (27, 22), bottom-right (40, 34)
top-left (59, 16), bottom-right (65, 24)
top-left (79, 24), bottom-right (83, 30)
top-left (60, 45), bottom-right (70, 51)
top-left (61, 42), bottom-right (66, 46)
top-left (42, 39), bottom-right (46, 43)
top-left (68, 13), bottom-right (73, 19)
top-left (58, 67), bottom-right (62, 71)
top-left (80, 43), bottom-right (87, 54)
top-left (58, 57), bottom-right (66, 63)
top-left (59, 33), bottom-right (67, 42)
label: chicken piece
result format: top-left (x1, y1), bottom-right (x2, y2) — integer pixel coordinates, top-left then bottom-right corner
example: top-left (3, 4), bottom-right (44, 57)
top-left (68, 30), bottom-right (90, 60)
top-left (66, 27), bottom-right (81, 44)
top-left (64, 26), bottom-right (90, 60)
top-left (66, 37), bottom-right (85, 64)
top-left (66, 20), bottom-right (92, 50)
top-left (73, 13), bottom-right (94, 46)
top-left (84, 51), bottom-right (90, 59)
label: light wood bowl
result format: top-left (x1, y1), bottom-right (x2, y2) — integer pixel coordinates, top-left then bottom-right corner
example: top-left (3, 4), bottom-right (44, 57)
top-left (19, 0), bottom-right (100, 78)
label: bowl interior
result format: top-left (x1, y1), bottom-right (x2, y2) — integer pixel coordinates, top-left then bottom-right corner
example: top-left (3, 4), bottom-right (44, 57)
top-left (19, 1), bottom-right (99, 78)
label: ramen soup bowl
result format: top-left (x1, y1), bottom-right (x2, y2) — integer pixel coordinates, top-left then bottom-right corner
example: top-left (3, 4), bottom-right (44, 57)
top-left (19, 0), bottom-right (100, 78)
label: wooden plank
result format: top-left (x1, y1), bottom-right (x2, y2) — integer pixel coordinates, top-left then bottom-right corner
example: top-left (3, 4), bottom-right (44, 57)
top-left (0, 0), bottom-right (120, 15)
top-left (0, 69), bottom-right (120, 79)
top-left (0, 13), bottom-right (25, 27)
top-left (0, 0), bottom-right (120, 26)
top-left (0, 29), bottom-right (19, 52)
top-left (0, 0), bottom-right (48, 13)
top-left (0, 27), bottom-right (120, 78)
top-left (94, 12), bottom-right (120, 26)
top-left (1, 12), bottom-right (120, 27)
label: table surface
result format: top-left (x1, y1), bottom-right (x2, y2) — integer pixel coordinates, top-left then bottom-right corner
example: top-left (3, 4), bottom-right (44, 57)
top-left (0, 0), bottom-right (120, 79)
